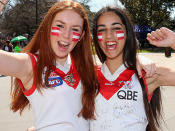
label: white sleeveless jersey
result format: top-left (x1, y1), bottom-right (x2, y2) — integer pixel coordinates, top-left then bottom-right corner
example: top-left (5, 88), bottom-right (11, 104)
top-left (19, 54), bottom-right (89, 131)
top-left (90, 63), bottom-right (148, 131)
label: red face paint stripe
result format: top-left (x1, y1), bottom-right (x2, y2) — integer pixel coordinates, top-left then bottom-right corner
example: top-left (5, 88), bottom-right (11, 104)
top-left (116, 30), bottom-right (124, 34)
top-left (51, 27), bottom-right (60, 36)
top-left (72, 32), bottom-right (80, 42)
top-left (52, 27), bottom-right (60, 30)
top-left (98, 33), bottom-right (103, 42)
top-left (116, 30), bottom-right (125, 40)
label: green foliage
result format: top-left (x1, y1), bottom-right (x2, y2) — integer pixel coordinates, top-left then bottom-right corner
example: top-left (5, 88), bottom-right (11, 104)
top-left (0, 0), bottom-right (94, 37)
top-left (0, 0), bottom-right (57, 37)
top-left (118, 0), bottom-right (175, 29)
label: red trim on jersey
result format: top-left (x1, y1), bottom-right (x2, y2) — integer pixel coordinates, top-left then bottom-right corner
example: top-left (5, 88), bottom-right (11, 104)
top-left (52, 59), bottom-right (80, 89)
top-left (97, 68), bottom-right (135, 100)
top-left (142, 71), bottom-right (153, 102)
top-left (19, 53), bottom-right (37, 96)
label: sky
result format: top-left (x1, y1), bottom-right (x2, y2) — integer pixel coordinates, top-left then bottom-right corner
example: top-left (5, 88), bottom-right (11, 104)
top-left (87, 0), bottom-right (123, 12)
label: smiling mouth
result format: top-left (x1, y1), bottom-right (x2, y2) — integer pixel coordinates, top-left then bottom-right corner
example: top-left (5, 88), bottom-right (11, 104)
top-left (106, 41), bottom-right (117, 50)
top-left (57, 41), bottom-right (69, 48)
top-left (106, 41), bottom-right (116, 46)
top-left (57, 41), bottom-right (70, 51)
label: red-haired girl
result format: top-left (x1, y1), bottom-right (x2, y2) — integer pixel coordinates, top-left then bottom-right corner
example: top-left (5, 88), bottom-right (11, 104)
top-left (0, 1), bottom-right (98, 131)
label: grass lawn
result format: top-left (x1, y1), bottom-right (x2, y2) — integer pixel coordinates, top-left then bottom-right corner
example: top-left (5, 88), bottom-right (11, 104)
top-left (139, 47), bottom-right (175, 53)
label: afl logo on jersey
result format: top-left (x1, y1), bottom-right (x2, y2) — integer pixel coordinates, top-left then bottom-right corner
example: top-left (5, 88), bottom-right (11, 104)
top-left (47, 72), bottom-right (63, 88)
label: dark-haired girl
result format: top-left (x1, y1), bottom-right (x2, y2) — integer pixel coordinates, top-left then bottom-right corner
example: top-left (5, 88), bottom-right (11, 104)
top-left (90, 7), bottom-right (175, 131)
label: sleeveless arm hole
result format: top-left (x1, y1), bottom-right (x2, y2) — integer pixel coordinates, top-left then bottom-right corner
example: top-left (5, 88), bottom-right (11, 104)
top-left (18, 53), bottom-right (37, 96)
top-left (142, 71), bottom-right (153, 102)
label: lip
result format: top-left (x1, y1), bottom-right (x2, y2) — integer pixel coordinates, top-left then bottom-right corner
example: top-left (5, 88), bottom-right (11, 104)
top-left (105, 41), bottom-right (116, 43)
top-left (105, 41), bottom-right (117, 50)
top-left (57, 41), bottom-right (69, 51)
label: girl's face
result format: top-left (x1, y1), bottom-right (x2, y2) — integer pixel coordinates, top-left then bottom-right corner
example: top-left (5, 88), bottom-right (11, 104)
top-left (97, 11), bottom-right (126, 61)
top-left (50, 9), bottom-right (84, 63)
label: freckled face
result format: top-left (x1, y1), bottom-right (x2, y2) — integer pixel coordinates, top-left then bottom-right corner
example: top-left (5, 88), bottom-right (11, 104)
top-left (50, 9), bottom-right (84, 62)
top-left (97, 12), bottom-right (126, 61)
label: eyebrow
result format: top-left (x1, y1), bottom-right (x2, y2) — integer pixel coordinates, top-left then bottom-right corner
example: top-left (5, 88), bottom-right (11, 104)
top-left (54, 20), bottom-right (82, 29)
top-left (112, 22), bottom-right (122, 26)
top-left (97, 22), bottom-right (122, 28)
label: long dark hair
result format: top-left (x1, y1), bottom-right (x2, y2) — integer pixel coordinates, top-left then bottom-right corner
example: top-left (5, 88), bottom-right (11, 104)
top-left (93, 7), bottom-right (162, 131)
top-left (11, 1), bottom-right (98, 120)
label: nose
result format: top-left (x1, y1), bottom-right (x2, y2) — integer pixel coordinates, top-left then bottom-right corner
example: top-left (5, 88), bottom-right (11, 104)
top-left (106, 29), bottom-right (113, 39)
top-left (62, 27), bottom-right (71, 40)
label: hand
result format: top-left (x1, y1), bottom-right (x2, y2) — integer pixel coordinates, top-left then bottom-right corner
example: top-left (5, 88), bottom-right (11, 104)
top-left (147, 27), bottom-right (175, 50)
top-left (137, 55), bottom-right (156, 78)
top-left (27, 126), bottom-right (35, 131)
top-left (145, 73), bottom-right (159, 95)
top-left (0, 0), bottom-right (9, 13)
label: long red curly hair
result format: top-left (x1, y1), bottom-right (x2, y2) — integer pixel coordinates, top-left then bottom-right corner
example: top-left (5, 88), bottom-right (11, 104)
top-left (10, 0), bottom-right (98, 120)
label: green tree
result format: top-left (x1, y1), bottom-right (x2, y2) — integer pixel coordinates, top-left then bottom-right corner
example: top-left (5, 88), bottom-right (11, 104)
top-left (118, 0), bottom-right (175, 28)
top-left (0, 0), bottom-right (56, 37)
top-left (0, 0), bottom-right (94, 37)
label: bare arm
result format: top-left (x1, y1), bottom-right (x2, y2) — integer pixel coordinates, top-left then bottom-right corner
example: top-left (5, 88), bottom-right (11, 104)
top-left (156, 66), bottom-right (175, 86)
top-left (146, 66), bottom-right (175, 95)
top-left (0, 50), bottom-right (32, 84)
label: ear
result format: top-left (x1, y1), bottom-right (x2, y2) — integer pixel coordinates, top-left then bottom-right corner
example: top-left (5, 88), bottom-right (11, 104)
top-left (79, 31), bottom-right (85, 41)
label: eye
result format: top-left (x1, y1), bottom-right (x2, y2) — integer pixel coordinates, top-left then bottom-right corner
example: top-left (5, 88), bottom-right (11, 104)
top-left (112, 27), bottom-right (122, 30)
top-left (56, 24), bottom-right (64, 28)
top-left (98, 29), bottom-right (106, 32)
top-left (72, 28), bottom-right (80, 32)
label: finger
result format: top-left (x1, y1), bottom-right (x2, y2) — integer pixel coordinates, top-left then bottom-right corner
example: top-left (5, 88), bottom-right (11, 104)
top-left (155, 29), bottom-right (165, 40)
top-left (144, 66), bottom-right (151, 78)
top-left (143, 64), bottom-right (155, 78)
top-left (136, 61), bottom-right (142, 78)
top-left (152, 63), bottom-right (157, 76)
top-left (149, 64), bottom-right (156, 77)
top-left (27, 127), bottom-right (35, 131)
top-left (147, 34), bottom-right (157, 45)
top-left (160, 27), bottom-right (171, 33)
top-left (147, 35), bottom-right (154, 43)
top-left (150, 31), bottom-right (162, 41)
top-left (147, 32), bottom-right (157, 40)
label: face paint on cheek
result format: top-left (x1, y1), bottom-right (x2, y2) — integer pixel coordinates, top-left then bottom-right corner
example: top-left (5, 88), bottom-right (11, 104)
top-left (51, 27), bottom-right (60, 36)
top-left (72, 32), bottom-right (80, 42)
top-left (97, 33), bottom-right (103, 42)
top-left (116, 30), bottom-right (125, 40)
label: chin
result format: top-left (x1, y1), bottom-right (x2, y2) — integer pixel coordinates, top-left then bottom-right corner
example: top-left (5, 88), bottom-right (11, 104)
top-left (56, 54), bottom-right (68, 59)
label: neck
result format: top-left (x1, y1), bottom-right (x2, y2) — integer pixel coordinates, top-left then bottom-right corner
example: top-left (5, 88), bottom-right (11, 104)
top-left (106, 55), bottom-right (123, 74)
top-left (56, 56), bottom-right (68, 66)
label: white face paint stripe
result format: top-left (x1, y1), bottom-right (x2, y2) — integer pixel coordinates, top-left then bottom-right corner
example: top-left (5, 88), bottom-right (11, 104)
top-left (98, 36), bottom-right (102, 39)
top-left (51, 27), bottom-right (60, 36)
top-left (117, 33), bottom-right (124, 37)
top-left (98, 33), bottom-right (103, 41)
top-left (116, 30), bottom-right (125, 40)
top-left (51, 30), bottom-right (60, 33)
top-left (72, 32), bottom-right (80, 42)
top-left (72, 35), bottom-right (80, 39)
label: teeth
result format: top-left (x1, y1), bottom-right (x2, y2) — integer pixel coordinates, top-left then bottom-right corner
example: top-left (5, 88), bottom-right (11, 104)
top-left (106, 42), bottom-right (116, 46)
top-left (59, 41), bottom-right (69, 46)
